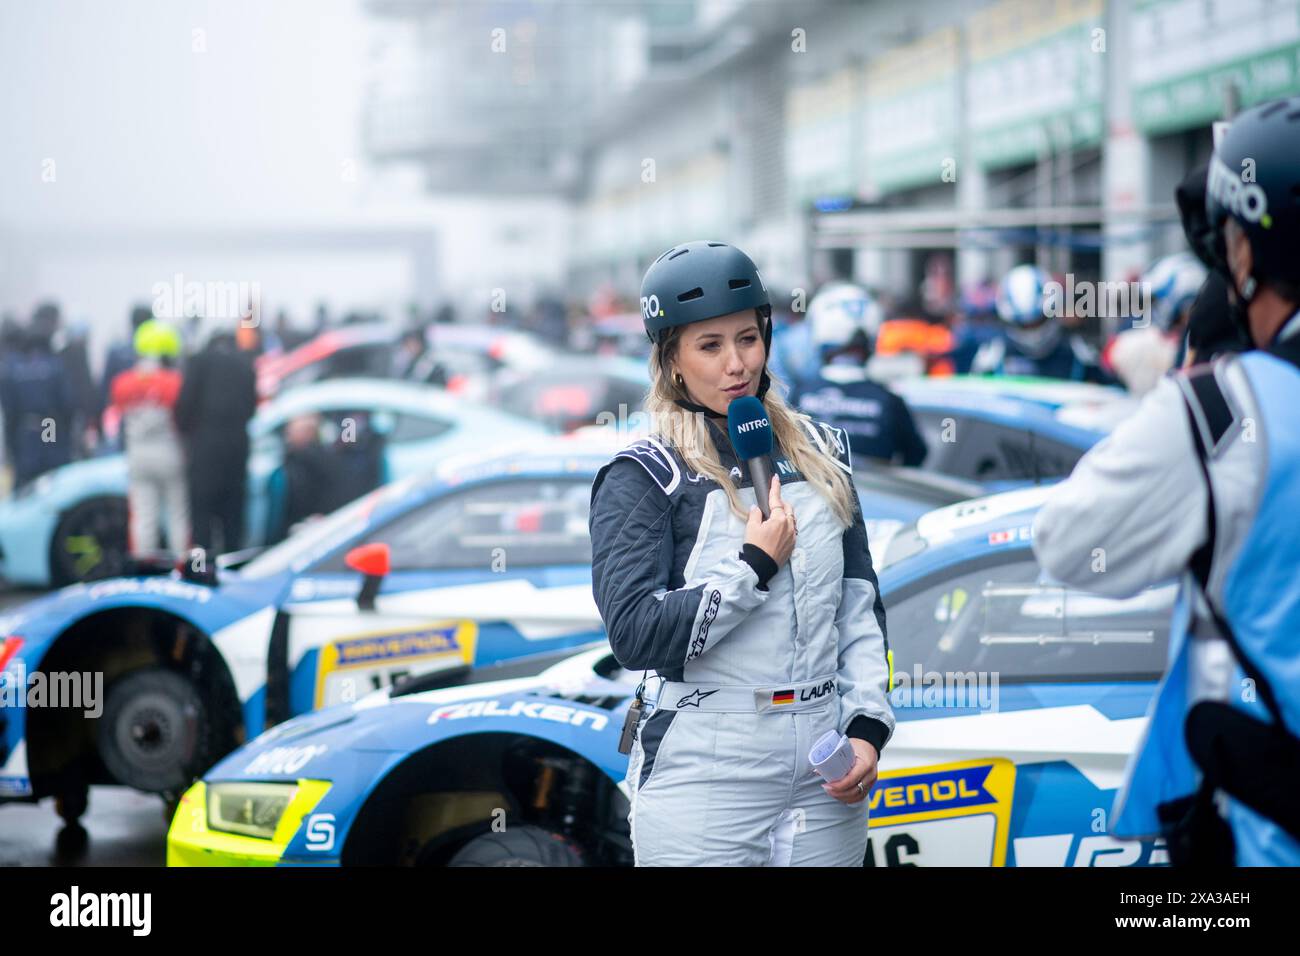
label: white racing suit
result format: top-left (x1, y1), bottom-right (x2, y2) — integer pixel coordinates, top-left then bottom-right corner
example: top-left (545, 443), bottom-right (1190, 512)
top-left (589, 416), bottom-right (894, 866)
top-left (1033, 313), bottom-right (1300, 865)
top-left (123, 400), bottom-right (189, 556)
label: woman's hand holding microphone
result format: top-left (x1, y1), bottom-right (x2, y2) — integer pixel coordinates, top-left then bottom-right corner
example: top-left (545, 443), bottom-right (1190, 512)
top-left (744, 474), bottom-right (797, 569)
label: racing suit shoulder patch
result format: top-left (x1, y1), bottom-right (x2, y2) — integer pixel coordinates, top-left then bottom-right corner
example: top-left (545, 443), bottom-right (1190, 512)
top-left (1177, 359), bottom-right (1241, 458)
top-left (612, 436), bottom-right (682, 496)
top-left (802, 418), bottom-right (852, 474)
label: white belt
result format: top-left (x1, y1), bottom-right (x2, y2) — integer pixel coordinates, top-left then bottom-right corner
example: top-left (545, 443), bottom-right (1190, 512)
top-left (650, 675), bottom-right (838, 714)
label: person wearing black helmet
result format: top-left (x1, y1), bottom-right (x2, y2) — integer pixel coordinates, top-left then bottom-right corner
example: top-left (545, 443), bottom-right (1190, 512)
top-left (588, 240), bottom-right (894, 866)
top-left (1034, 98), bottom-right (1300, 865)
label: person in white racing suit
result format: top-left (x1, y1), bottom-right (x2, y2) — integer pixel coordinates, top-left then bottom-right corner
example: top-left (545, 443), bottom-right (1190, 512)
top-left (1033, 99), bottom-right (1300, 866)
top-left (110, 319), bottom-right (189, 557)
top-left (589, 240), bottom-right (894, 867)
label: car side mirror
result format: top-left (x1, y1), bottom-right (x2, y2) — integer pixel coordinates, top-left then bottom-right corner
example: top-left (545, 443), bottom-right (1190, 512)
top-left (345, 542), bottom-right (390, 610)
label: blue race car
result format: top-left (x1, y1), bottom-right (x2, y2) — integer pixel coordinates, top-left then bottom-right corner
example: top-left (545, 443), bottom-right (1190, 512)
top-left (0, 433), bottom-right (966, 831)
top-left (168, 484), bottom-right (1173, 867)
top-left (0, 378), bottom-right (545, 587)
top-left (894, 375), bottom-right (1128, 486)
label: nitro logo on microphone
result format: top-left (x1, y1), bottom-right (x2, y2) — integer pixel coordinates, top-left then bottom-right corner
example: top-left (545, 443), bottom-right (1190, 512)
top-left (736, 418), bottom-right (769, 434)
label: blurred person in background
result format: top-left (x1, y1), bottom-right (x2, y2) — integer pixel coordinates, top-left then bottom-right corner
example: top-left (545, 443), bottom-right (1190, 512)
top-left (872, 302), bottom-right (956, 379)
top-left (328, 410), bottom-right (387, 508)
top-left (767, 285), bottom-right (820, 395)
top-left (0, 313), bottom-right (23, 485)
top-left (1105, 253), bottom-right (1207, 395)
top-left (110, 319), bottom-right (188, 557)
top-left (391, 326), bottom-right (429, 380)
top-left (0, 313), bottom-right (77, 489)
top-left (264, 412), bottom-right (332, 544)
top-left (532, 292), bottom-right (569, 346)
top-left (407, 328), bottom-right (450, 386)
top-left (175, 323), bottom-right (258, 555)
top-left (971, 264), bottom-right (1111, 382)
top-left (99, 305), bottom-right (153, 424)
top-left (947, 280), bottom-right (1003, 374)
top-left (60, 320), bottom-right (101, 455)
top-left (789, 282), bottom-right (926, 467)
top-left (273, 309), bottom-right (311, 351)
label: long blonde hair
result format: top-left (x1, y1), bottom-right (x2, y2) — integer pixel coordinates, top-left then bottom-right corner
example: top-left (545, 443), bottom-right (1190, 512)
top-left (646, 318), bottom-right (857, 529)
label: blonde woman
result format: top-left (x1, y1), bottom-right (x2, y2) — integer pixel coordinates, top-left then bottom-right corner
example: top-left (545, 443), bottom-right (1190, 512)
top-left (589, 241), bottom-right (895, 866)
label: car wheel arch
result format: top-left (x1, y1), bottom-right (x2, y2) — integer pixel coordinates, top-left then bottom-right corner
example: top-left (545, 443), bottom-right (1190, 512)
top-left (23, 606), bottom-right (245, 792)
top-left (340, 730), bottom-right (624, 866)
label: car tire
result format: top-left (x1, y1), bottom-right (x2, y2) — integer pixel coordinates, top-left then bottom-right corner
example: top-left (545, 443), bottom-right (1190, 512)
top-left (50, 496), bottom-right (129, 586)
top-left (446, 825), bottom-right (586, 867)
top-left (96, 668), bottom-right (213, 795)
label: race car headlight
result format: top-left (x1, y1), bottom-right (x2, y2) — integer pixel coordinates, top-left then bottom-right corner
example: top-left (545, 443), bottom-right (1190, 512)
top-left (207, 783), bottom-right (297, 840)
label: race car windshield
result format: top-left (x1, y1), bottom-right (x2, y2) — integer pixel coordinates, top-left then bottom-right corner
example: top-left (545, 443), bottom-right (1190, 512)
top-left (880, 525), bottom-right (928, 569)
top-left (238, 477), bottom-right (423, 579)
top-left (886, 557), bottom-right (1175, 683)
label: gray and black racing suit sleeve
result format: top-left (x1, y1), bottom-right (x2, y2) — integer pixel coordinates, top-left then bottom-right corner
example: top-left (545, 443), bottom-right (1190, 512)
top-left (832, 471), bottom-right (895, 754)
top-left (589, 458), bottom-right (770, 673)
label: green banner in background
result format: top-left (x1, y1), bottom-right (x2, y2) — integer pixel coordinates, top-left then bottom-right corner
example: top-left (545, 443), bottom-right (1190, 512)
top-left (1131, 0), bottom-right (1300, 134)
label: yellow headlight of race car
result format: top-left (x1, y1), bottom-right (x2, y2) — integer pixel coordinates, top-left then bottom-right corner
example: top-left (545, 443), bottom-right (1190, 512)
top-left (208, 782), bottom-right (298, 840)
top-left (169, 780), bottom-right (334, 867)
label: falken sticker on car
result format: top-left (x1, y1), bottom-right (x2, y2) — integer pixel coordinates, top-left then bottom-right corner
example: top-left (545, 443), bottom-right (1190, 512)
top-left (426, 698), bottom-right (609, 730)
top-left (865, 758), bottom-right (1015, 867)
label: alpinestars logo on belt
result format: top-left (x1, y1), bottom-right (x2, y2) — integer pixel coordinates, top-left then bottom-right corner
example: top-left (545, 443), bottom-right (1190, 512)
top-left (686, 590), bottom-right (722, 662)
top-left (677, 688), bottom-right (719, 708)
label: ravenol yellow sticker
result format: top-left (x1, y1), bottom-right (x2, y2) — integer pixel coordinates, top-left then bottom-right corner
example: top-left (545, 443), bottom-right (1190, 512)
top-left (866, 757), bottom-right (1016, 866)
top-left (313, 621), bottom-right (477, 709)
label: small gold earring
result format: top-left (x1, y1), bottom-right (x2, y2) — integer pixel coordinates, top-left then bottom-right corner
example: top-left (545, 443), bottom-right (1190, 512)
top-left (673, 372), bottom-right (684, 388)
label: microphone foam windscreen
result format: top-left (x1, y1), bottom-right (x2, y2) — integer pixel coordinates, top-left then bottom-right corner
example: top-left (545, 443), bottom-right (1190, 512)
top-left (727, 395), bottom-right (773, 459)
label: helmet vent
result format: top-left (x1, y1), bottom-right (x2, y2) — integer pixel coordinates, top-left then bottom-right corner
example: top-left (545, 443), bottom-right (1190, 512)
top-left (1287, 107), bottom-right (1300, 122)
top-left (677, 287), bottom-right (704, 302)
top-left (729, 278), bottom-right (751, 290)
top-left (707, 242), bottom-right (726, 247)
top-left (1260, 99), bottom-right (1287, 118)
top-left (667, 248), bottom-right (690, 261)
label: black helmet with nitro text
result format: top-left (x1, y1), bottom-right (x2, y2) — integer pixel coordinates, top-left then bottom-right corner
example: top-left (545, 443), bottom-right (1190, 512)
top-left (639, 241), bottom-right (771, 345)
top-left (1205, 97), bottom-right (1300, 292)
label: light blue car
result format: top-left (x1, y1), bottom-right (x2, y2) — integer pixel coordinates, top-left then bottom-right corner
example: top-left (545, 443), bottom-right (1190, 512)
top-left (0, 379), bottom-right (546, 587)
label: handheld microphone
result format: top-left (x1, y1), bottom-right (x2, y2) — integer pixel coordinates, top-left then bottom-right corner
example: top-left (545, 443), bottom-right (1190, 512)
top-left (727, 395), bottom-right (774, 519)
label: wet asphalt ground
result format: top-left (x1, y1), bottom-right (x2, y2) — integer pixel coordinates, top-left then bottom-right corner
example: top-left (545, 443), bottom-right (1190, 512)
top-left (1, 586), bottom-right (169, 867)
